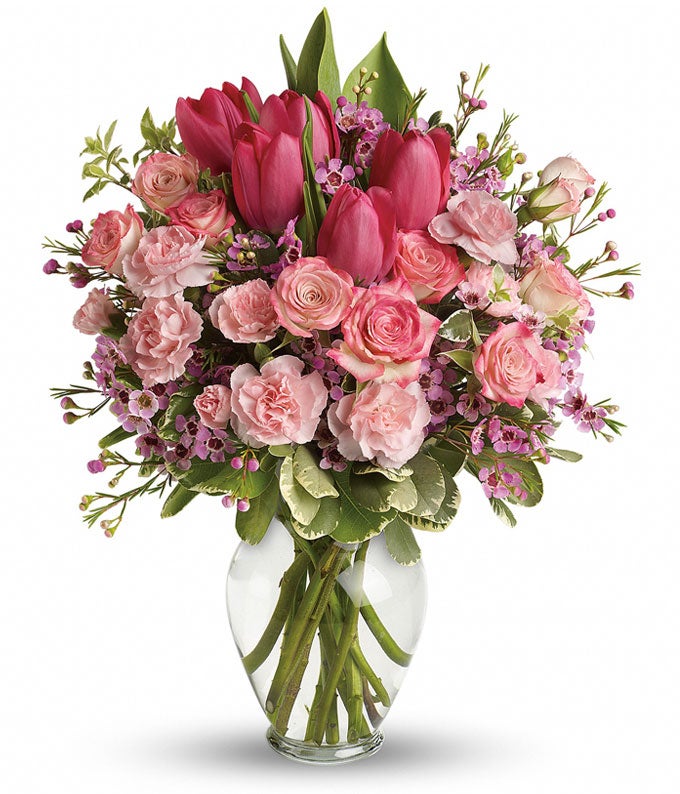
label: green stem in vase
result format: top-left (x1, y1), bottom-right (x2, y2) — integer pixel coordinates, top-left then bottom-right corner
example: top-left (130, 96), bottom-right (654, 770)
top-left (241, 551), bottom-right (308, 675)
top-left (360, 601), bottom-right (413, 667)
top-left (346, 646), bottom-right (365, 743)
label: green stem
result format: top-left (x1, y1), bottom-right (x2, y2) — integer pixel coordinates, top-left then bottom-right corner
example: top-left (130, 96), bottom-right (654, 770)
top-left (241, 551), bottom-right (308, 675)
top-left (346, 649), bottom-right (364, 743)
top-left (360, 602), bottom-right (412, 667)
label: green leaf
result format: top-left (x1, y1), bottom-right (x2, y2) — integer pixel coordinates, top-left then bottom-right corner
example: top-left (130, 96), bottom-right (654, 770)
top-left (545, 447), bottom-right (583, 463)
top-left (161, 483), bottom-right (198, 518)
top-left (235, 481), bottom-right (280, 544)
top-left (504, 458), bottom-right (544, 507)
top-left (156, 386), bottom-right (202, 442)
top-left (428, 443), bottom-right (466, 478)
top-left (490, 497), bottom-right (517, 527)
top-left (296, 9), bottom-right (341, 100)
top-left (98, 426), bottom-right (135, 450)
top-left (350, 472), bottom-right (400, 512)
top-left (300, 98), bottom-right (327, 255)
top-left (439, 309), bottom-right (473, 342)
top-left (342, 33), bottom-right (412, 129)
top-left (386, 477), bottom-right (419, 512)
top-left (291, 495), bottom-right (340, 539)
top-left (353, 462), bottom-right (413, 481)
top-left (408, 454), bottom-right (446, 516)
top-left (166, 459), bottom-right (271, 497)
top-left (384, 516), bottom-right (422, 565)
top-left (330, 468), bottom-right (391, 543)
top-left (254, 343), bottom-right (272, 364)
top-left (269, 444), bottom-right (294, 458)
top-left (103, 120), bottom-right (117, 149)
top-left (292, 445), bottom-right (338, 498)
top-left (279, 34), bottom-right (298, 90)
top-left (442, 349), bottom-right (474, 372)
top-left (279, 456), bottom-right (320, 525)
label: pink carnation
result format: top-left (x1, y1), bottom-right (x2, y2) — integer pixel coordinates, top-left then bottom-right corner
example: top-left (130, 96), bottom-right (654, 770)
top-left (327, 277), bottom-right (441, 387)
top-left (73, 288), bottom-right (116, 335)
top-left (230, 356), bottom-right (327, 447)
top-left (81, 204), bottom-right (144, 276)
top-left (167, 189), bottom-right (235, 247)
top-left (473, 321), bottom-right (558, 408)
top-left (132, 152), bottom-right (199, 213)
top-left (328, 381), bottom-right (430, 469)
top-left (209, 279), bottom-right (279, 344)
top-left (120, 294), bottom-right (203, 387)
top-left (392, 229), bottom-right (465, 304)
top-left (429, 191), bottom-right (519, 266)
top-left (194, 385), bottom-right (232, 429)
top-left (270, 256), bottom-right (354, 337)
top-left (123, 225), bottom-right (214, 298)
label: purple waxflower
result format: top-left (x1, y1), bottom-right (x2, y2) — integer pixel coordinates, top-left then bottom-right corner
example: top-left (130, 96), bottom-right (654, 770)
top-left (513, 304), bottom-right (547, 332)
top-left (470, 423), bottom-right (486, 455)
top-left (455, 281), bottom-right (488, 311)
top-left (165, 442), bottom-right (192, 471)
top-left (562, 389), bottom-right (588, 418)
top-left (121, 413), bottom-right (150, 434)
top-left (136, 432), bottom-right (167, 459)
top-left (87, 459), bottom-right (106, 474)
top-left (127, 389), bottom-right (160, 420)
top-left (43, 258), bottom-right (59, 274)
top-left (315, 159), bottom-right (355, 195)
top-left (274, 218), bottom-right (303, 274)
top-left (227, 232), bottom-right (270, 272)
top-left (407, 117), bottom-right (429, 134)
top-left (320, 444), bottom-right (347, 472)
top-left (456, 392), bottom-right (492, 423)
top-left (478, 466), bottom-right (510, 499)
top-left (355, 102), bottom-right (389, 137)
top-left (487, 417), bottom-right (530, 454)
top-left (450, 146), bottom-right (505, 194)
top-left (576, 405), bottom-right (607, 433)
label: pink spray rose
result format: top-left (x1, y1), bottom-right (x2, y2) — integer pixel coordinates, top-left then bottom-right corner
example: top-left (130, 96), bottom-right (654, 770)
top-left (393, 229), bottom-right (465, 303)
top-left (194, 385), bottom-right (232, 430)
top-left (230, 356), bottom-right (328, 447)
top-left (120, 294), bottom-right (203, 387)
top-left (327, 381), bottom-right (431, 470)
top-left (526, 178), bottom-right (581, 223)
top-left (231, 123), bottom-right (304, 233)
top-left (473, 321), bottom-right (559, 408)
top-left (175, 79), bottom-right (261, 175)
top-left (167, 189), bottom-right (235, 247)
top-left (369, 128), bottom-right (451, 230)
top-left (528, 345), bottom-right (563, 406)
top-left (316, 184), bottom-right (397, 284)
top-left (81, 204), bottom-right (144, 276)
top-left (123, 225), bottom-right (214, 299)
top-left (429, 191), bottom-right (519, 266)
top-left (519, 256), bottom-right (591, 324)
top-left (456, 261), bottom-right (521, 317)
top-left (327, 277), bottom-right (442, 387)
top-left (270, 256), bottom-right (354, 337)
top-left (209, 279), bottom-right (279, 344)
top-left (132, 152), bottom-right (200, 213)
top-left (540, 156), bottom-right (594, 195)
top-left (72, 288), bottom-right (116, 335)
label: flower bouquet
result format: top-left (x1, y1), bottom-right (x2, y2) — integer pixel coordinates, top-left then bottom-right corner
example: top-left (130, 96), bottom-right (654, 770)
top-left (45, 10), bottom-right (637, 764)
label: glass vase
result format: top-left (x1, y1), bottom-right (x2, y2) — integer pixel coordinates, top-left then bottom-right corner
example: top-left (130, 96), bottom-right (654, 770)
top-left (226, 516), bottom-right (427, 764)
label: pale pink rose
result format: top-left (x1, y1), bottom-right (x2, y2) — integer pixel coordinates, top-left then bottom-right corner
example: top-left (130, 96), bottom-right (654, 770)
top-left (527, 178), bottom-right (581, 223)
top-left (540, 156), bottom-right (594, 195)
top-left (73, 288), bottom-right (116, 335)
top-left (120, 294), bottom-right (203, 387)
top-left (123, 225), bottom-right (214, 298)
top-left (209, 279), bottom-right (279, 343)
top-left (456, 261), bottom-right (521, 317)
top-left (81, 204), bottom-right (144, 276)
top-left (167, 189), bottom-right (235, 247)
top-left (270, 256), bottom-right (354, 337)
top-left (473, 321), bottom-right (551, 408)
top-left (328, 381), bottom-right (430, 469)
top-left (132, 152), bottom-right (199, 212)
top-left (429, 192), bottom-right (519, 266)
top-left (393, 229), bottom-right (466, 303)
top-left (519, 257), bottom-right (591, 324)
top-left (194, 385), bottom-right (232, 429)
top-left (230, 356), bottom-right (328, 447)
top-left (528, 345), bottom-right (563, 406)
top-left (327, 277), bottom-right (441, 387)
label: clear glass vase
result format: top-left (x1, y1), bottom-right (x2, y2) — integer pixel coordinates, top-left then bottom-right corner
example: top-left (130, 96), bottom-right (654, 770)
top-left (226, 516), bottom-right (427, 764)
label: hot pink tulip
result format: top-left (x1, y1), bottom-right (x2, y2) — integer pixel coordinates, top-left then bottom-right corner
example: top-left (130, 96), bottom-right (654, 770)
top-left (369, 128), bottom-right (451, 230)
top-left (259, 90), bottom-right (340, 163)
top-left (316, 184), bottom-right (397, 284)
top-left (175, 78), bottom-right (261, 176)
top-left (231, 123), bottom-right (305, 233)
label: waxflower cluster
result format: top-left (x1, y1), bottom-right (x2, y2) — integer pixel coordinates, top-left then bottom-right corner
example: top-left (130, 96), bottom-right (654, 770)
top-left (46, 15), bottom-right (637, 555)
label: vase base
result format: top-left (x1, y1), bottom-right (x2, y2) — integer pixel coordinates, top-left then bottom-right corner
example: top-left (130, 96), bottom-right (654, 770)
top-left (266, 726), bottom-right (384, 765)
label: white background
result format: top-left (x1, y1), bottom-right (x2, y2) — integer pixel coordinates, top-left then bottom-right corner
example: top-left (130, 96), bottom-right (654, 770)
top-left (1, 0), bottom-right (679, 792)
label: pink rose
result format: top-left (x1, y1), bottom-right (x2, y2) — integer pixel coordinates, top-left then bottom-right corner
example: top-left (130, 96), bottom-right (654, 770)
top-left (120, 294), bottom-right (203, 387)
top-left (473, 321), bottom-right (557, 408)
top-left (230, 356), bottom-right (327, 447)
top-left (194, 385), bottom-right (232, 429)
top-left (393, 229), bottom-right (465, 303)
top-left (429, 192), bottom-right (519, 266)
top-left (327, 277), bottom-right (441, 387)
top-left (132, 152), bottom-right (199, 213)
top-left (167, 190), bottom-right (235, 247)
top-left (270, 256), bottom-right (354, 337)
top-left (540, 156), bottom-right (594, 195)
top-left (328, 381), bottom-right (431, 469)
top-left (73, 288), bottom-right (116, 335)
top-left (456, 261), bottom-right (521, 317)
top-left (123, 226), bottom-right (214, 299)
top-left (526, 178), bottom-right (581, 223)
top-left (209, 279), bottom-right (279, 344)
top-left (81, 204), bottom-right (144, 276)
top-left (519, 256), bottom-right (591, 324)
top-left (528, 345), bottom-right (563, 406)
